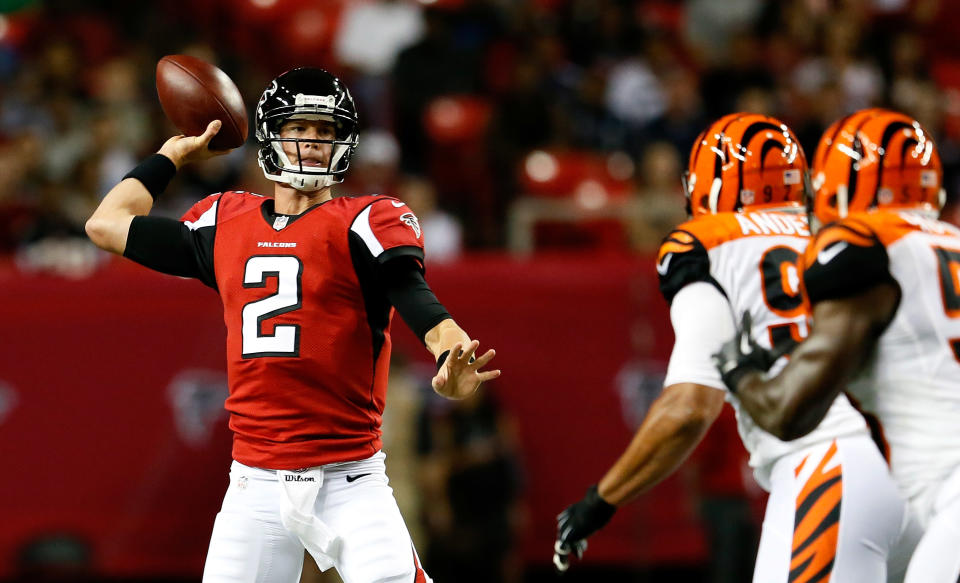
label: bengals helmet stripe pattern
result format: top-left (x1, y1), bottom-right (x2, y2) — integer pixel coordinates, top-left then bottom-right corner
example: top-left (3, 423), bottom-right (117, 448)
top-left (789, 441), bottom-right (842, 583)
top-left (872, 120), bottom-right (916, 208)
top-left (711, 115), bottom-right (740, 191)
top-left (813, 113), bottom-right (856, 171)
top-left (688, 128), bottom-right (709, 171)
top-left (738, 121), bottom-right (785, 206)
top-left (812, 108), bottom-right (943, 226)
top-left (686, 113), bottom-right (807, 216)
top-left (843, 110), bottom-right (880, 209)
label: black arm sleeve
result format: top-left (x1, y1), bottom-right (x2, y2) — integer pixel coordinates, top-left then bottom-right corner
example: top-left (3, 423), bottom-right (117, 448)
top-left (123, 216), bottom-right (218, 289)
top-left (382, 257), bottom-right (452, 341)
top-left (657, 229), bottom-right (726, 304)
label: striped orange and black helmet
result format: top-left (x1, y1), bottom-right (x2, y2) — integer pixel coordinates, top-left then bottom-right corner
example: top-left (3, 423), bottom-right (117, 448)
top-left (683, 113), bottom-right (807, 216)
top-left (810, 108), bottom-right (945, 226)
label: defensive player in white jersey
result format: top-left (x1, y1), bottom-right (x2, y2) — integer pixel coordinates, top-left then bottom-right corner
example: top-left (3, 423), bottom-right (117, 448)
top-left (716, 108), bottom-right (960, 582)
top-left (554, 113), bottom-right (918, 582)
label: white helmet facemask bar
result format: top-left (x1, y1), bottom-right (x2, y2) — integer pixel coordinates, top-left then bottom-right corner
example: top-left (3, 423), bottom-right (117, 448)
top-left (264, 132), bottom-right (353, 191)
top-left (257, 93), bottom-right (358, 192)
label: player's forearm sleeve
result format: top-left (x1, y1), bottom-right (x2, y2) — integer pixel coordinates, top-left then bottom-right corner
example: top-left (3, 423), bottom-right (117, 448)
top-left (663, 282), bottom-right (736, 391)
top-left (123, 216), bottom-right (217, 288)
top-left (382, 259), bottom-right (451, 341)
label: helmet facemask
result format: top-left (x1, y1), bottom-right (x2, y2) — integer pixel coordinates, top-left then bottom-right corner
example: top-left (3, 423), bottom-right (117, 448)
top-left (258, 106), bottom-right (358, 191)
top-left (255, 71), bottom-right (360, 192)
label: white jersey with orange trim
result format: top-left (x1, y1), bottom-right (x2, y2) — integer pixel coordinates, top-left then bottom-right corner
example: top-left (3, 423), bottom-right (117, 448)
top-left (803, 209), bottom-right (960, 524)
top-left (658, 209), bottom-right (870, 489)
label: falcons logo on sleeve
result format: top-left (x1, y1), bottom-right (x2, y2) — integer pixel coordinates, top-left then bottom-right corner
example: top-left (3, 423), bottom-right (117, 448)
top-left (400, 212), bottom-right (421, 238)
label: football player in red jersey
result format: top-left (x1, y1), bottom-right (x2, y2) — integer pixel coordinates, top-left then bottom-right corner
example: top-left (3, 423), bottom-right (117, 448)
top-left (85, 68), bottom-right (498, 583)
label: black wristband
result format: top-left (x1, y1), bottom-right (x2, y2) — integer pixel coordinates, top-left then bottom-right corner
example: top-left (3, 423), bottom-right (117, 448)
top-left (123, 154), bottom-right (177, 201)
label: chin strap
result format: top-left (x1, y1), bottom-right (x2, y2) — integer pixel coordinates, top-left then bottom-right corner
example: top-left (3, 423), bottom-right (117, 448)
top-left (283, 171), bottom-right (333, 191)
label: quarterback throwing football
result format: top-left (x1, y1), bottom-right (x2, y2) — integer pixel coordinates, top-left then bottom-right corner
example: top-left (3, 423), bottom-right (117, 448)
top-left (86, 68), bottom-right (499, 583)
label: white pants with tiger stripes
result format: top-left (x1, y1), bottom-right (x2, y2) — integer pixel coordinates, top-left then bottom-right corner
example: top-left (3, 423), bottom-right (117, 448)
top-left (201, 451), bottom-right (431, 583)
top-left (752, 435), bottom-right (922, 583)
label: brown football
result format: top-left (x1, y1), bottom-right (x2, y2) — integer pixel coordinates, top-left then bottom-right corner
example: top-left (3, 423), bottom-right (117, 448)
top-left (156, 54), bottom-right (248, 150)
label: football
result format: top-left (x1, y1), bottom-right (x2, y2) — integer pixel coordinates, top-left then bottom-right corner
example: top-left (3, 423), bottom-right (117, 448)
top-left (156, 54), bottom-right (248, 150)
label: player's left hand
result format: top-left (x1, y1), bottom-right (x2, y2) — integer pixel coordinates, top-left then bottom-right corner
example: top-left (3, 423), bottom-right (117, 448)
top-left (553, 485), bottom-right (617, 573)
top-left (713, 311), bottom-right (791, 393)
top-left (431, 340), bottom-right (500, 399)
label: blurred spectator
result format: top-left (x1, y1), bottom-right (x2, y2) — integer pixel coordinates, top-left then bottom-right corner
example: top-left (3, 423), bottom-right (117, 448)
top-left (335, 0), bottom-right (425, 78)
top-left (334, 0), bottom-right (425, 128)
top-left (398, 175), bottom-right (463, 263)
top-left (0, 133), bottom-right (42, 251)
top-left (699, 33), bottom-right (776, 120)
top-left (339, 129), bottom-right (402, 196)
top-left (644, 68), bottom-right (708, 157)
top-left (416, 387), bottom-right (523, 583)
top-left (393, 8), bottom-right (480, 173)
top-left (555, 64), bottom-right (627, 152)
top-left (628, 141), bottom-right (686, 252)
top-left (734, 86), bottom-right (777, 117)
top-left (488, 55), bottom-right (554, 154)
top-left (558, 0), bottom-right (638, 66)
top-left (487, 53), bottom-right (556, 229)
top-left (604, 49), bottom-right (666, 129)
top-left (0, 0), bottom-right (955, 261)
top-left (791, 13), bottom-right (883, 113)
top-left (683, 0), bottom-right (764, 64)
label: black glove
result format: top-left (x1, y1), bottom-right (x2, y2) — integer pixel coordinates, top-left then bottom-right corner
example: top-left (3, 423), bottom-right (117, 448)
top-left (553, 485), bottom-right (617, 573)
top-left (713, 311), bottom-right (794, 393)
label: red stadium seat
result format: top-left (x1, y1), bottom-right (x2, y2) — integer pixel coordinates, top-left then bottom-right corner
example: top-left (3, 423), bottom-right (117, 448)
top-left (424, 95), bottom-right (497, 245)
top-left (518, 149), bottom-right (633, 203)
top-left (424, 95), bottom-right (492, 145)
top-left (509, 149), bottom-right (638, 253)
top-left (932, 59), bottom-right (960, 140)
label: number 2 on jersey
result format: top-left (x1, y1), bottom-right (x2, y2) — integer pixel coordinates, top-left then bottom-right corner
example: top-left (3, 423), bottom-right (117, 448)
top-left (242, 255), bottom-right (303, 358)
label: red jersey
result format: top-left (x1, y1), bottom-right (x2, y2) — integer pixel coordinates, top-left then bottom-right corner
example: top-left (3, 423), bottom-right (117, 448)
top-left (179, 191), bottom-right (425, 469)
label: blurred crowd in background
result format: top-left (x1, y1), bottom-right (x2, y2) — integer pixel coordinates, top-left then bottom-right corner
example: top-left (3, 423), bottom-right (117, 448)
top-left (2, 0), bottom-right (960, 274)
top-left (2, 0), bottom-right (960, 581)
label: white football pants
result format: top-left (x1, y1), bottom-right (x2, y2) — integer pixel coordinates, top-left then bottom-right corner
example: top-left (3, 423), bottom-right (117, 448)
top-left (904, 464), bottom-right (960, 582)
top-left (753, 436), bottom-right (921, 583)
top-left (201, 451), bottom-right (430, 583)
